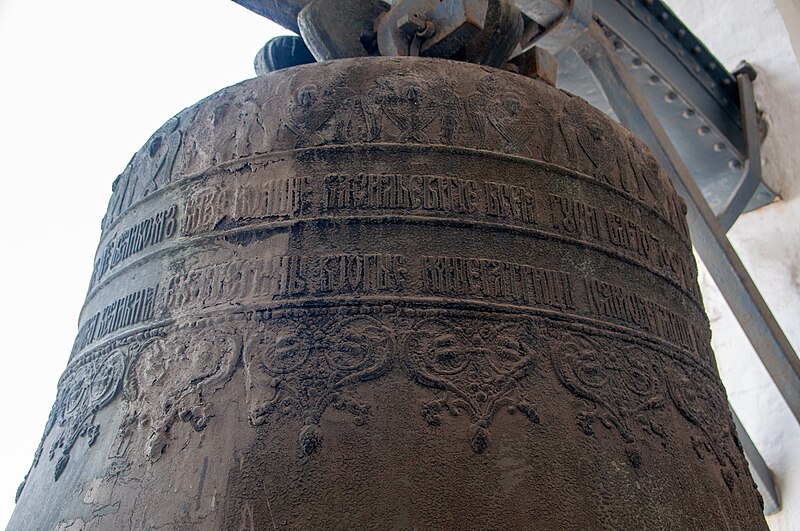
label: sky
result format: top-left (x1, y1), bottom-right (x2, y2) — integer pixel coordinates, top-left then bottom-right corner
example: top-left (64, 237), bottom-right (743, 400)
top-left (0, 1), bottom-right (284, 525)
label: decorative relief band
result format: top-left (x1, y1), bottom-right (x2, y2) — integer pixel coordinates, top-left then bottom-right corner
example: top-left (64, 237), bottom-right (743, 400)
top-left (666, 359), bottom-right (745, 490)
top-left (244, 315), bottom-right (393, 455)
top-left (89, 163), bottom-right (698, 303)
top-left (161, 252), bottom-right (704, 359)
top-left (35, 348), bottom-right (129, 481)
top-left (551, 334), bottom-right (664, 467)
top-left (547, 327), bottom-right (743, 485)
top-left (99, 61), bottom-right (689, 245)
top-left (102, 112), bottom-right (192, 232)
top-left (32, 307), bottom-right (741, 497)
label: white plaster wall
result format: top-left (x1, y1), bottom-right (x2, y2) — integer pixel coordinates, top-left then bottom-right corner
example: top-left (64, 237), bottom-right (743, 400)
top-left (667, 1), bottom-right (800, 528)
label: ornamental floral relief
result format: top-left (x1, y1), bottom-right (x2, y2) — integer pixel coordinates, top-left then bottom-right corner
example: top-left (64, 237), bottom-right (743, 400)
top-left (551, 333), bottom-right (666, 466)
top-left (29, 307), bottom-right (738, 491)
top-left (666, 360), bottom-right (746, 490)
top-left (242, 315), bottom-right (393, 455)
top-left (34, 348), bottom-right (128, 481)
top-left (403, 318), bottom-right (542, 453)
top-left (113, 326), bottom-right (241, 461)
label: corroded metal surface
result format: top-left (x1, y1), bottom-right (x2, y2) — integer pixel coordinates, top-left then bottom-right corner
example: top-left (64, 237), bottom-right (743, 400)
top-left (9, 58), bottom-right (767, 530)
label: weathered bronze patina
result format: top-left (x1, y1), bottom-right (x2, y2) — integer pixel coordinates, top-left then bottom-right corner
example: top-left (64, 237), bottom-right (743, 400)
top-left (9, 58), bottom-right (767, 530)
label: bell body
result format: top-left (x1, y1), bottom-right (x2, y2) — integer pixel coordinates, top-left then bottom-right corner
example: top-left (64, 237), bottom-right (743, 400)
top-left (9, 57), bottom-right (767, 530)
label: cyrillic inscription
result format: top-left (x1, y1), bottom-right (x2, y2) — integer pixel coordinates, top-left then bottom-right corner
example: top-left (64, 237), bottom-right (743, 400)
top-left (421, 256), bottom-right (576, 310)
top-left (96, 172), bottom-right (696, 302)
top-left (71, 286), bottom-right (159, 357)
top-left (166, 256), bottom-right (309, 311)
top-left (322, 173), bottom-right (536, 223)
top-left (584, 278), bottom-right (693, 350)
top-left (548, 193), bottom-right (602, 240)
top-left (319, 254), bottom-right (408, 294)
top-left (549, 193), bottom-right (697, 297)
top-left (166, 254), bottom-right (408, 311)
top-left (182, 177), bottom-right (308, 236)
top-left (90, 206), bottom-right (178, 288)
top-left (163, 251), bottom-right (704, 357)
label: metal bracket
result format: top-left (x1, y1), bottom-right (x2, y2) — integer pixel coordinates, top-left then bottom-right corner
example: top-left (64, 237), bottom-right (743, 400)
top-left (231, 0), bottom-right (310, 33)
top-left (516, 0), bottom-right (593, 56)
top-left (717, 63), bottom-right (763, 231)
top-left (730, 406), bottom-right (781, 514)
top-left (376, 0), bottom-right (489, 58)
top-left (514, 0), bottom-right (568, 28)
top-left (254, 35), bottom-right (316, 75)
top-left (509, 45), bottom-right (559, 85)
top-left (558, 0), bottom-right (777, 218)
top-left (298, 0), bottom-right (390, 61)
top-left (464, 0), bottom-right (525, 67)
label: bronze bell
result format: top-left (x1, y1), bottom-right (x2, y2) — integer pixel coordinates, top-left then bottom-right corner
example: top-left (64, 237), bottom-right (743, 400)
top-left (8, 57), bottom-right (767, 530)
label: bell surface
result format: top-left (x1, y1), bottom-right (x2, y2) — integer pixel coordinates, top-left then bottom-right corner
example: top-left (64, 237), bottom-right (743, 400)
top-left (9, 57), bottom-right (767, 530)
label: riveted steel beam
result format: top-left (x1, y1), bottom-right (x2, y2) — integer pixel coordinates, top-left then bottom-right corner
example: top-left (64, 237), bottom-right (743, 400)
top-left (574, 22), bottom-right (800, 429)
top-left (730, 407), bottom-right (781, 515)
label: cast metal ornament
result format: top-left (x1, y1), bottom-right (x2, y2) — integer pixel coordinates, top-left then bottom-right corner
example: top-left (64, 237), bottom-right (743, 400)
top-left (9, 54), bottom-right (768, 530)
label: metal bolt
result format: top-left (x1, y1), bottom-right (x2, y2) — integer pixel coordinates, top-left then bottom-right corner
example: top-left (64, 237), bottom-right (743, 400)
top-left (632, 57), bottom-right (643, 67)
top-left (682, 109), bottom-right (695, 119)
top-left (417, 20), bottom-right (435, 39)
top-left (649, 75), bottom-right (660, 85)
top-left (734, 62), bottom-right (758, 81)
top-left (729, 159), bottom-right (743, 170)
top-left (397, 12), bottom-right (426, 35)
top-left (714, 143), bottom-right (726, 152)
top-left (697, 126), bottom-right (710, 136)
top-left (665, 91), bottom-right (677, 103)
